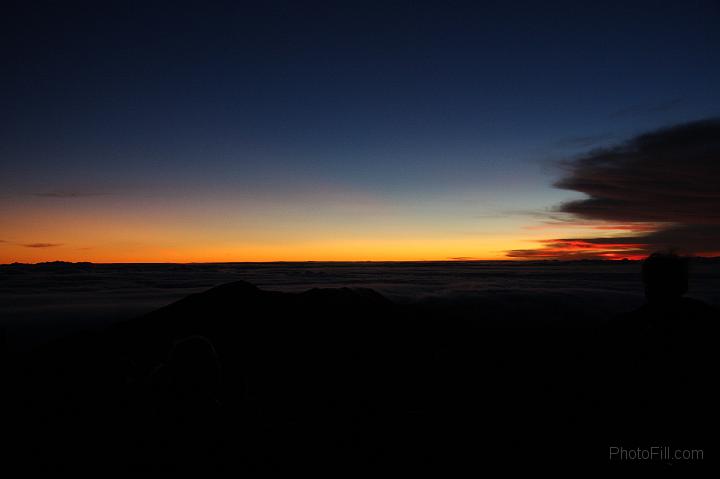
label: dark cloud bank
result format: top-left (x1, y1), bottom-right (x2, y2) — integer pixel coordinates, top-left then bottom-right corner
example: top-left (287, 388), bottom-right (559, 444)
top-left (510, 118), bottom-right (720, 259)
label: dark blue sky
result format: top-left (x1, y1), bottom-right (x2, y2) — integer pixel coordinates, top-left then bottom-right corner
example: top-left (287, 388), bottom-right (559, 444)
top-left (2, 1), bottom-right (719, 261)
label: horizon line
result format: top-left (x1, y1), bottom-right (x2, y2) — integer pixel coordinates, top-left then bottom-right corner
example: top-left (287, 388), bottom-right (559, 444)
top-left (0, 258), bottom-right (663, 266)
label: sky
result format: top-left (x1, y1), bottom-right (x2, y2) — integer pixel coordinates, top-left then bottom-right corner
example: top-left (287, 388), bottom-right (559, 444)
top-left (2, 0), bottom-right (719, 262)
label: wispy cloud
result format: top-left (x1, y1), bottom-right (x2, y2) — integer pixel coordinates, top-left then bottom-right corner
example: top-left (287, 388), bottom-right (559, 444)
top-left (610, 97), bottom-right (686, 119)
top-left (509, 118), bottom-right (720, 259)
top-left (553, 134), bottom-right (612, 149)
top-left (22, 243), bottom-right (63, 248)
top-left (34, 191), bottom-right (106, 198)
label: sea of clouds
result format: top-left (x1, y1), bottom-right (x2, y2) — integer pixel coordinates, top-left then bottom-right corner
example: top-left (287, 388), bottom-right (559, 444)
top-left (1, 261), bottom-right (718, 350)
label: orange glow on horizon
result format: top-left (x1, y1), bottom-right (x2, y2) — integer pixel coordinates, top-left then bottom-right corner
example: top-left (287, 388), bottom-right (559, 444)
top-left (0, 193), bottom-right (568, 263)
top-left (1, 196), bottom-right (708, 264)
top-left (0, 238), bottom-right (523, 264)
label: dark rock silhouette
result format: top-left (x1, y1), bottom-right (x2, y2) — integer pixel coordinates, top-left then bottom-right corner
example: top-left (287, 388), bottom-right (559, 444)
top-left (149, 336), bottom-right (223, 469)
top-left (3, 271), bottom-right (715, 472)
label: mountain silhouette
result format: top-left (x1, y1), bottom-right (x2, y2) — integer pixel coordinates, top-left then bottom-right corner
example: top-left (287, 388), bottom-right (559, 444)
top-left (3, 279), bottom-right (716, 472)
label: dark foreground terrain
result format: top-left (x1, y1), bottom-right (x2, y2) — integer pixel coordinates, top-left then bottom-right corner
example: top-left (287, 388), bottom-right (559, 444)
top-left (2, 275), bottom-right (716, 472)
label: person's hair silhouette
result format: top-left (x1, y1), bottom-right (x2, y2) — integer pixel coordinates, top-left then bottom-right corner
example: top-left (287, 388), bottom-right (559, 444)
top-left (168, 335), bottom-right (221, 403)
top-left (641, 251), bottom-right (689, 303)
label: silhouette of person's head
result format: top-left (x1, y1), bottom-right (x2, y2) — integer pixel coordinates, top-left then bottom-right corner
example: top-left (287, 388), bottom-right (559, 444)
top-left (641, 252), bottom-right (689, 304)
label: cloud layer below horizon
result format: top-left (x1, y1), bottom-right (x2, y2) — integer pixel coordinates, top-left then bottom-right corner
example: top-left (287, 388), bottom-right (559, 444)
top-left (509, 118), bottom-right (720, 259)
